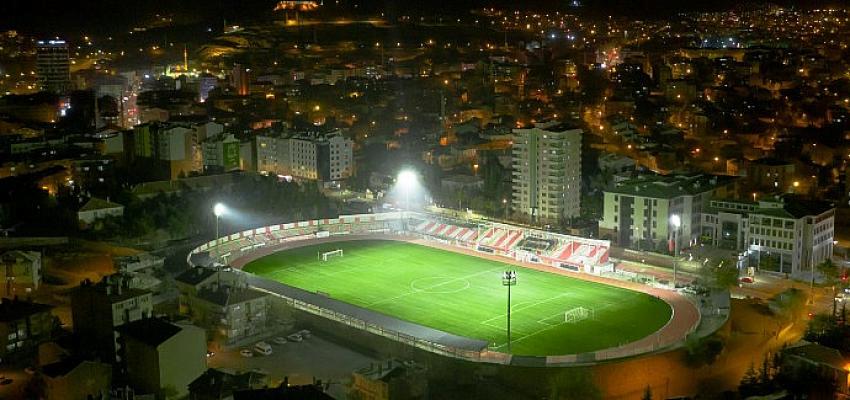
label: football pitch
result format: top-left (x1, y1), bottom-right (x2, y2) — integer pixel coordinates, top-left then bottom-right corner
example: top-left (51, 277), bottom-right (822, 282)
top-left (243, 240), bottom-right (672, 356)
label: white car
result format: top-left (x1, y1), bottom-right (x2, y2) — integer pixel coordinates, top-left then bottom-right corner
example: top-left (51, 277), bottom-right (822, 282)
top-left (254, 341), bottom-right (273, 356)
top-left (273, 337), bottom-right (288, 345)
top-left (287, 333), bottom-right (303, 342)
top-left (239, 349), bottom-right (254, 358)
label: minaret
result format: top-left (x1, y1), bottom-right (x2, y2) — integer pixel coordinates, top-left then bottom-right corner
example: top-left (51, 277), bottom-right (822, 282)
top-left (183, 45), bottom-right (189, 71)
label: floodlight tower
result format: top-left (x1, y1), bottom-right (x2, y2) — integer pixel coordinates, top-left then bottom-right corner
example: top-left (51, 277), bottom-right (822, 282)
top-left (670, 214), bottom-right (681, 288)
top-left (214, 203), bottom-right (226, 241)
top-left (397, 170), bottom-right (417, 226)
top-left (502, 270), bottom-right (517, 353)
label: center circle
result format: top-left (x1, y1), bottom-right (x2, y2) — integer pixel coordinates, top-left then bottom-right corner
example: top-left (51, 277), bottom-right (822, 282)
top-left (410, 276), bottom-right (471, 294)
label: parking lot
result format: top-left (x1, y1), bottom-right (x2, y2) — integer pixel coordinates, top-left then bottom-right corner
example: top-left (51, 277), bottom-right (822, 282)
top-left (207, 332), bottom-right (378, 398)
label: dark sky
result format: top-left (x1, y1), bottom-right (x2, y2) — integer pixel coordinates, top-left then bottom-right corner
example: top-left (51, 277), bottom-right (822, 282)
top-left (0, 0), bottom-right (838, 36)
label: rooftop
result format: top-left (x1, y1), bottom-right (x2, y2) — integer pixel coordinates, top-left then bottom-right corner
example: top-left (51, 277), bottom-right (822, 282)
top-left (197, 286), bottom-right (268, 307)
top-left (0, 297), bottom-right (52, 322)
top-left (78, 197), bottom-right (123, 212)
top-left (783, 341), bottom-right (847, 371)
top-left (117, 318), bottom-right (182, 347)
top-left (606, 173), bottom-right (737, 199)
top-left (175, 267), bottom-right (218, 286)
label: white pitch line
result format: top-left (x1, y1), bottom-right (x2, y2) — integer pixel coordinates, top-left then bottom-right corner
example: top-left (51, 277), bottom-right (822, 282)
top-left (366, 266), bottom-right (504, 307)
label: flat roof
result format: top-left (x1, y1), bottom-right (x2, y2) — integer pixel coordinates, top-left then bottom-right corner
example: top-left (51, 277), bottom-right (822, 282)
top-left (606, 173), bottom-right (736, 199)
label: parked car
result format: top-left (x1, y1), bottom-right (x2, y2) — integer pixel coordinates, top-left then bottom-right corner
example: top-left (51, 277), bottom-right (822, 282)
top-left (273, 337), bottom-right (288, 345)
top-left (287, 333), bottom-right (303, 342)
top-left (240, 349), bottom-right (254, 358)
top-left (254, 341), bottom-right (273, 356)
top-left (298, 329), bottom-right (312, 339)
top-left (738, 276), bottom-right (754, 284)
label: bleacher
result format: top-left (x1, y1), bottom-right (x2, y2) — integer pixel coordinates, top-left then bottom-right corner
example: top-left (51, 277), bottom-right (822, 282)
top-left (478, 227), bottom-right (524, 251)
top-left (516, 236), bottom-right (556, 253)
top-left (412, 219), bottom-right (480, 243)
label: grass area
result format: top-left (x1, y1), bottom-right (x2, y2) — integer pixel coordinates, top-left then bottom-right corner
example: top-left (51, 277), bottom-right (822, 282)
top-left (244, 240), bottom-right (672, 356)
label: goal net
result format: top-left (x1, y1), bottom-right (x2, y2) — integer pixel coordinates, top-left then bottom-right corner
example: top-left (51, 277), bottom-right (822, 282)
top-left (320, 249), bottom-right (344, 261)
top-left (564, 306), bottom-right (594, 323)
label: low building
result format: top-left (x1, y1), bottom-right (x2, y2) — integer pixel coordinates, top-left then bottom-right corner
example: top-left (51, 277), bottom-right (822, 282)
top-left (114, 253), bottom-right (165, 274)
top-left (119, 318), bottom-right (207, 400)
top-left (702, 196), bottom-right (834, 278)
top-left (0, 297), bottom-right (54, 362)
top-left (187, 368), bottom-right (269, 400)
top-left (0, 250), bottom-right (42, 292)
top-left (41, 357), bottom-right (112, 400)
top-left (351, 359), bottom-right (427, 400)
top-left (71, 275), bottom-right (153, 362)
top-left (440, 174), bottom-right (484, 192)
top-left (77, 197), bottom-right (124, 225)
top-left (233, 382), bottom-right (334, 400)
top-left (781, 341), bottom-right (849, 398)
top-left (746, 157), bottom-right (796, 192)
top-left (175, 267), bottom-right (238, 314)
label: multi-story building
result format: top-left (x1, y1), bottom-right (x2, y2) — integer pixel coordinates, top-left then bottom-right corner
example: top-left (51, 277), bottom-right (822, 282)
top-left (201, 133), bottom-right (242, 173)
top-left (511, 121), bottom-right (582, 224)
top-left (256, 129), bottom-right (353, 183)
top-left (36, 39), bottom-right (71, 94)
top-left (132, 121), bottom-right (224, 180)
top-left (71, 275), bottom-right (153, 362)
top-left (599, 173), bottom-right (737, 251)
top-left (0, 250), bottom-right (42, 292)
top-left (701, 196), bottom-right (834, 278)
top-left (746, 158), bottom-right (796, 193)
top-left (118, 318), bottom-right (207, 400)
top-left (0, 298), bottom-right (54, 361)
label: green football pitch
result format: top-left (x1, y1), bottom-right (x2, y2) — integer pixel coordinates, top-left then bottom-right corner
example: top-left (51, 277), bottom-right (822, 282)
top-left (244, 240), bottom-right (672, 356)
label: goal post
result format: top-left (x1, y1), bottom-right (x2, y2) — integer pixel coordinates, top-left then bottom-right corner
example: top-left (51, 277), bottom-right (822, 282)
top-left (564, 306), bottom-right (594, 323)
top-left (321, 249), bottom-right (344, 261)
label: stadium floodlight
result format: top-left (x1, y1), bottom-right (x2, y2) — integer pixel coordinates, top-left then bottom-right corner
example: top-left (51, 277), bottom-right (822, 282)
top-left (670, 214), bottom-right (681, 288)
top-left (502, 270), bottom-right (517, 353)
top-left (397, 169), bottom-right (419, 225)
top-left (213, 203), bottom-right (227, 239)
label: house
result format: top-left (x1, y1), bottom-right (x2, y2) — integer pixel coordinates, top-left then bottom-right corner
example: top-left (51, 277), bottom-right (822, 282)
top-left (351, 359), bottom-right (428, 400)
top-left (40, 357), bottom-right (112, 400)
top-left (0, 250), bottom-right (42, 292)
top-left (118, 318), bottom-right (207, 400)
top-left (188, 368), bottom-right (269, 400)
top-left (782, 341), bottom-right (849, 399)
top-left (77, 197), bottom-right (124, 225)
top-left (0, 297), bottom-right (54, 362)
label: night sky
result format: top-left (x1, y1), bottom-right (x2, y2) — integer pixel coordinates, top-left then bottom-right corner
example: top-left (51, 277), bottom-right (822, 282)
top-left (0, 0), bottom-right (839, 35)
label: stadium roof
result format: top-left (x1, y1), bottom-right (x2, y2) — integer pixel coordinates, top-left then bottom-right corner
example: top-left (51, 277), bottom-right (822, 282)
top-left (246, 275), bottom-right (490, 352)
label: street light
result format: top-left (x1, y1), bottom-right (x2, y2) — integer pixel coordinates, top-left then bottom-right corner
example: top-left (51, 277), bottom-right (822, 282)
top-left (670, 214), bottom-right (681, 288)
top-left (502, 270), bottom-right (517, 353)
top-left (397, 170), bottom-right (417, 228)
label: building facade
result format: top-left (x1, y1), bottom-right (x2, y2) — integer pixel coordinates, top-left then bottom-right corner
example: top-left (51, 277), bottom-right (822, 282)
top-left (256, 129), bottom-right (353, 183)
top-left (599, 173), bottom-right (737, 252)
top-left (0, 250), bottom-right (42, 292)
top-left (119, 318), bottom-right (207, 400)
top-left (36, 40), bottom-right (70, 94)
top-left (71, 275), bottom-right (153, 362)
top-left (0, 298), bottom-right (53, 361)
top-left (701, 196), bottom-right (835, 278)
top-left (511, 121), bottom-right (582, 224)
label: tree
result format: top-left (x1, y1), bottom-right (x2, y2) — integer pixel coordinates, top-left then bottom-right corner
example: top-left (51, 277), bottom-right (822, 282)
top-left (817, 259), bottom-right (841, 316)
top-left (739, 363), bottom-right (760, 398)
top-left (641, 385), bottom-right (653, 400)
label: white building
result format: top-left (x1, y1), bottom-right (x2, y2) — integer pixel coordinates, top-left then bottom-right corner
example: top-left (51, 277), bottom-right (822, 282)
top-left (702, 196), bottom-right (835, 279)
top-left (77, 197), bottom-right (124, 225)
top-left (511, 121), bottom-right (582, 224)
top-left (256, 129), bottom-right (353, 183)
